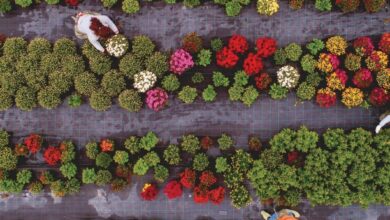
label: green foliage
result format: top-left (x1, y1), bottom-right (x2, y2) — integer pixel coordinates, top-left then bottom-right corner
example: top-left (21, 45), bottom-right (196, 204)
top-left (133, 158), bottom-right (149, 175)
top-left (67, 94), bottom-right (82, 108)
top-left (101, 0), bottom-right (117, 8)
top-left (315, 0), bottom-right (332, 11)
top-left (29, 181), bottom-right (43, 194)
top-left (154, 164), bottom-right (169, 182)
top-left (95, 170), bottom-right (112, 186)
top-left (37, 87), bottom-right (61, 109)
top-left (301, 54), bottom-right (317, 73)
top-left (15, 0), bottom-right (31, 8)
top-left (163, 144), bottom-right (181, 165)
top-left (202, 85), bottom-right (217, 102)
top-left (305, 72), bottom-right (322, 87)
top-left (118, 89), bottom-right (143, 112)
top-left (284, 43), bottom-right (302, 61)
top-left (89, 89), bottom-right (112, 111)
top-left (218, 134), bottom-right (234, 151)
top-left (306, 38), bottom-right (325, 55)
top-left (140, 131), bottom-right (159, 151)
top-left (260, 148), bottom-right (283, 170)
top-left (162, 74), bottom-right (180, 92)
top-left (0, 0), bottom-right (12, 13)
top-left (82, 168), bottom-right (97, 184)
top-left (211, 38), bottom-right (224, 52)
top-left (213, 71), bottom-right (230, 87)
top-left (270, 126), bottom-right (318, 153)
top-left (16, 54), bottom-right (40, 75)
top-left (229, 184), bottom-right (252, 208)
top-left (192, 72), bottom-right (205, 84)
top-left (0, 88), bottom-right (13, 111)
top-left (85, 142), bottom-right (99, 160)
top-left (3, 37), bottom-right (27, 60)
top-left (96, 152), bottom-right (113, 169)
top-left (132, 35), bottom-right (155, 59)
top-left (101, 70), bottom-right (126, 97)
top-left (122, 0), bottom-right (140, 14)
top-left (124, 136), bottom-right (140, 154)
top-left (178, 86), bottom-right (198, 104)
top-left (183, 0), bottom-right (200, 7)
top-left (146, 52), bottom-right (169, 78)
top-left (344, 53), bottom-right (362, 71)
top-left (225, 0), bottom-right (242, 17)
top-left (60, 162), bottom-right (77, 179)
top-left (48, 71), bottom-right (73, 94)
top-left (62, 55), bottom-right (85, 77)
top-left (0, 179), bottom-right (24, 193)
top-left (114, 151), bottom-right (129, 165)
top-left (231, 149), bottom-right (253, 174)
top-left (60, 141), bottom-right (76, 163)
top-left (0, 72), bottom-right (24, 95)
top-left (215, 157), bottom-right (228, 173)
top-left (196, 49), bottom-right (212, 67)
top-left (53, 38), bottom-right (76, 56)
top-left (27, 38), bottom-right (51, 58)
top-left (0, 130), bottom-right (9, 148)
top-left (234, 70), bottom-right (249, 86)
top-left (193, 153), bottom-right (209, 171)
top-left (274, 48), bottom-right (287, 65)
top-left (297, 82), bottom-right (316, 101)
top-left (89, 54), bottom-right (112, 76)
top-left (65, 178), bottom-right (80, 195)
top-left (228, 84), bottom-right (244, 101)
top-left (164, 0), bottom-right (176, 3)
top-left (241, 86), bottom-right (259, 107)
top-left (181, 134), bottom-right (200, 154)
top-left (119, 53), bottom-right (142, 79)
top-left (16, 169), bottom-right (32, 184)
top-left (269, 83), bottom-right (288, 100)
top-left (40, 53), bottom-right (61, 74)
top-left (45, 0), bottom-right (60, 4)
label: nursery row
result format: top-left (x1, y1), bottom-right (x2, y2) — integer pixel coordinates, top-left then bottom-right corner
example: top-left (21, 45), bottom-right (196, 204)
top-left (0, 32), bottom-right (388, 112)
top-left (0, 127), bottom-right (389, 208)
top-left (0, 0), bottom-right (387, 17)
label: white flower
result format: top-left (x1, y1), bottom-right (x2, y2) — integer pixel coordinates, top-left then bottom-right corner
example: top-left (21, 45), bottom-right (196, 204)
top-left (277, 65), bottom-right (300, 89)
top-left (133, 71), bottom-right (157, 93)
top-left (105, 34), bottom-right (129, 58)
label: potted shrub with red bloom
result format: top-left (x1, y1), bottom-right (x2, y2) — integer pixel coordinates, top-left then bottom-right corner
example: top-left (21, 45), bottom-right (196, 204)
top-left (243, 53), bottom-right (263, 76)
top-left (228, 35), bottom-right (248, 54)
top-left (369, 87), bottom-right (389, 107)
top-left (44, 146), bottom-right (62, 166)
top-left (14, 144), bottom-right (28, 156)
top-left (200, 136), bottom-right (213, 150)
top-left (193, 186), bottom-right (209, 204)
top-left (24, 134), bottom-right (43, 154)
top-left (256, 37), bottom-right (277, 58)
top-left (140, 183), bottom-right (158, 201)
top-left (199, 171), bottom-right (217, 187)
top-left (216, 47), bottom-right (239, 69)
top-left (180, 168), bottom-right (196, 189)
top-left (209, 186), bottom-right (225, 205)
top-left (255, 73), bottom-right (272, 90)
top-left (100, 139), bottom-right (114, 152)
top-left (163, 180), bottom-right (183, 199)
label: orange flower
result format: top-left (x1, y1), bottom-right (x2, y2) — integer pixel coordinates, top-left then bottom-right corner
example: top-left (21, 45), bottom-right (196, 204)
top-left (100, 139), bottom-right (114, 152)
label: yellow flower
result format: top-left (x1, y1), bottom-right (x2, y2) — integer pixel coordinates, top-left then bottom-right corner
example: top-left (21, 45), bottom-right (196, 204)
top-left (326, 36), bottom-right (347, 56)
top-left (342, 87), bottom-right (363, 108)
top-left (257, 0), bottom-right (279, 16)
top-left (142, 183), bottom-right (152, 192)
top-left (327, 72), bottom-right (345, 91)
top-left (317, 53), bottom-right (333, 73)
top-left (366, 51), bottom-right (388, 72)
top-left (377, 68), bottom-right (390, 90)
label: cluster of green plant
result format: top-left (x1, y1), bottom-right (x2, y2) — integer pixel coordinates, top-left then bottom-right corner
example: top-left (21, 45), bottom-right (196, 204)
top-left (193, 153), bottom-right (209, 171)
top-left (163, 144), bottom-right (181, 165)
top-left (178, 86), bottom-right (198, 104)
top-left (122, 0), bottom-right (140, 14)
top-left (197, 49), bottom-right (212, 67)
top-left (297, 82), bottom-right (316, 101)
top-left (213, 71), bottom-right (230, 87)
top-left (181, 134), bottom-right (200, 154)
top-left (192, 72), bottom-right (205, 84)
top-left (218, 133), bottom-right (234, 150)
top-left (162, 74), bottom-right (180, 92)
top-left (269, 83), bottom-right (288, 100)
top-left (202, 85), bottom-right (217, 102)
top-left (284, 43), bottom-right (302, 62)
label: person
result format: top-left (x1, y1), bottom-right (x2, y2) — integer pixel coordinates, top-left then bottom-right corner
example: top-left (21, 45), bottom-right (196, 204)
top-left (261, 209), bottom-right (300, 220)
top-left (376, 111), bottom-right (390, 134)
top-left (72, 11), bottom-right (119, 52)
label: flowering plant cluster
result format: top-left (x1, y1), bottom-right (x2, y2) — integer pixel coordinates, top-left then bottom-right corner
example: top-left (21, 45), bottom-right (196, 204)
top-left (133, 71), bottom-right (157, 93)
top-left (146, 88), bottom-right (168, 112)
top-left (169, 49), bottom-right (194, 75)
top-left (105, 34), bottom-right (129, 58)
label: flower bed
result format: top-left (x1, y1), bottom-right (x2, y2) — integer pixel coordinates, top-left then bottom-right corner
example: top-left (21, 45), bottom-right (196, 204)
top-left (0, 33), bottom-right (388, 112)
top-left (0, 127), bottom-right (389, 208)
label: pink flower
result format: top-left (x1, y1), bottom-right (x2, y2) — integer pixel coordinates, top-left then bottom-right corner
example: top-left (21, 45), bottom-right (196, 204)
top-left (170, 49), bottom-right (194, 75)
top-left (146, 88), bottom-right (168, 112)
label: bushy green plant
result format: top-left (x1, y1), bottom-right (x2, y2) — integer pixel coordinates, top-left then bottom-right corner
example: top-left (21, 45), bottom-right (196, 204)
top-left (23, 71), bottom-right (47, 91)
top-left (297, 82), bottom-right (316, 101)
top-left (315, 0), bottom-right (332, 11)
top-left (225, 0), bottom-right (242, 16)
top-left (163, 144), bottom-right (181, 165)
top-left (215, 157), bottom-right (228, 173)
top-left (82, 168), bottom-right (97, 184)
top-left (45, 0), bottom-right (60, 4)
top-left (0, 0), bottom-right (12, 13)
top-left (231, 149), bottom-right (253, 174)
top-left (305, 72), bottom-right (322, 87)
top-left (269, 83), bottom-right (288, 100)
top-left (67, 94), bottom-right (82, 108)
top-left (48, 71), bottom-right (73, 94)
top-left (62, 55), bottom-right (86, 77)
top-left (0, 89), bottom-right (13, 111)
top-left (211, 38), bottom-right (224, 52)
top-left (40, 53), bottom-right (61, 74)
top-left (306, 38), bottom-right (325, 55)
top-left (178, 86), bottom-right (197, 104)
top-left (181, 134), bottom-right (200, 154)
top-left (101, 0), bottom-right (117, 8)
top-left (218, 134), bottom-right (234, 151)
top-left (27, 38), bottom-right (51, 58)
top-left (241, 86), bottom-right (259, 107)
top-left (16, 169), bottom-right (32, 184)
top-left (53, 38), bottom-right (76, 56)
top-left (284, 43), bottom-right (302, 61)
top-left (143, 151), bottom-right (160, 167)
top-left (89, 54), bottom-right (112, 76)
top-left (213, 71), bottom-right (229, 87)
top-left (300, 54), bottom-right (317, 73)
top-left (89, 89), bottom-right (112, 111)
top-left (16, 55), bottom-right (40, 74)
top-left (65, 178), bottom-right (80, 195)
top-left (197, 49), bottom-right (212, 67)
top-left (15, 0), bottom-right (32, 8)
top-left (230, 184), bottom-right (252, 208)
top-left (234, 70), bottom-right (249, 86)
top-left (344, 53), bottom-right (362, 71)
top-left (101, 70), bottom-right (126, 97)
top-left (0, 72), bottom-right (24, 95)
top-left (183, 0), bottom-right (200, 7)
top-left (162, 74), bottom-right (180, 92)
top-left (132, 35), bottom-right (155, 59)
top-left (37, 87), bottom-right (61, 109)
top-left (124, 136), bottom-right (140, 154)
top-left (202, 85), bottom-right (217, 102)
top-left (0, 179), bottom-right (23, 193)
top-left (114, 150), bottom-right (129, 165)
top-left (139, 131), bottom-right (159, 151)
top-left (118, 89), bottom-right (142, 112)
top-left (85, 142), bottom-right (99, 159)
top-left (119, 53), bottom-right (142, 79)
top-left (192, 72), bottom-right (204, 84)
top-left (228, 85), bottom-right (244, 101)
top-left (3, 37), bottom-right (27, 60)
top-left (60, 162), bottom-right (77, 179)
top-left (274, 48), bottom-right (287, 65)
top-left (146, 52), bottom-right (169, 78)
top-left (154, 164), bottom-right (169, 182)
top-left (164, 0), bottom-right (176, 3)
top-left (60, 141), bottom-right (76, 163)
top-left (363, 0), bottom-right (386, 12)
top-left (96, 152), bottom-right (113, 169)
top-left (29, 181), bottom-right (43, 194)
top-left (193, 153), bottom-right (209, 171)
top-left (95, 170), bottom-right (112, 186)
top-left (133, 158), bottom-right (149, 175)
top-left (0, 130), bottom-right (9, 148)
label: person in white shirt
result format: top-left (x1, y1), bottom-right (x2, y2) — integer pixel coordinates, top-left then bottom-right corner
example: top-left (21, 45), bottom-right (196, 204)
top-left (376, 111), bottom-right (390, 133)
top-left (72, 12), bottom-right (119, 52)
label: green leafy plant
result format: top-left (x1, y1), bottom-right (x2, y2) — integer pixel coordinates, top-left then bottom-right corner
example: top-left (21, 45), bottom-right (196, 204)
top-left (132, 35), bottom-right (155, 60)
top-left (197, 49), bottom-right (212, 67)
top-left (133, 158), bottom-right (149, 175)
top-left (60, 162), bottom-right (77, 179)
top-left (218, 134), bottom-right (234, 151)
top-left (241, 86), bottom-right (259, 107)
top-left (300, 54), bottom-right (317, 73)
top-left (215, 157), bottom-right (228, 173)
top-left (146, 52), bottom-right (169, 78)
top-left (193, 153), bottom-right (209, 171)
top-left (85, 142), bottom-right (99, 160)
top-left (89, 89), bottom-right (112, 111)
top-left (213, 71), bottom-right (230, 87)
top-left (16, 169), bottom-right (32, 184)
top-left (315, 0), bottom-right (332, 11)
top-left (82, 168), bottom-right (97, 184)
top-left (101, 70), bottom-right (126, 97)
top-left (15, 0), bottom-right (32, 8)
top-left (305, 72), bottom-right (322, 87)
top-left (0, 89), bottom-right (13, 111)
top-left (139, 131), bottom-right (159, 151)
top-left (0, 0), bottom-right (12, 13)
top-left (192, 72), bottom-right (204, 84)
top-left (96, 152), bottom-right (113, 169)
top-left (0, 130), bottom-right (9, 148)
top-left (154, 164), bottom-right (169, 182)
top-left (284, 43), bottom-right (302, 61)
top-left (202, 85), bottom-right (217, 102)
top-left (29, 181), bottom-right (43, 194)
top-left (344, 53), bottom-right (362, 71)
top-left (306, 38), bottom-right (325, 55)
top-left (297, 82), bottom-right (316, 101)
top-left (162, 74), bottom-right (180, 92)
top-left (113, 151), bottom-right (129, 165)
top-left (95, 170), bottom-right (112, 186)
top-left (27, 37), bottom-right (51, 58)
top-left (101, 0), bottom-right (117, 8)
top-left (89, 54), bottom-right (112, 76)
top-left (226, 0), bottom-right (242, 17)
top-left (124, 136), bottom-right (140, 154)
top-left (269, 83), bottom-right (288, 100)
top-left (122, 0), bottom-right (140, 14)
top-left (274, 48), bottom-right (287, 65)
top-left (119, 53), bottom-right (142, 79)
top-left (228, 85), bottom-right (244, 101)
top-left (67, 94), bottom-right (82, 108)
top-left (230, 184), bottom-right (252, 208)
top-left (118, 89), bottom-right (143, 112)
top-left (178, 86), bottom-right (197, 104)
top-left (3, 37), bottom-right (27, 60)
top-left (234, 70), bottom-right (249, 87)
top-left (53, 38), bottom-right (76, 56)
top-left (163, 144), bottom-right (181, 165)
top-left (181, 135), bottom-right (200, 154)
top-left (211, 38), bottom-right (224, 52)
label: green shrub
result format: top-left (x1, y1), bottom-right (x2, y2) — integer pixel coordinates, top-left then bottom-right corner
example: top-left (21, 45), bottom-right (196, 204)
top-left (193, 153), bottom-right (209, 171)
top-left (114, 151), bottom-right (129, 165)
top-left (164, 0), bottom-right (176, 3)
top-left (0, 72), bottom-right (24, 95)
top-left (101, 70), bottom-right (126, 97)
top-left (285, 43), bottom-right (302, 61)
top-left (74, 72), bottom-right (99, 97)
top-left (213, 71), bottom-right (229, 87)
top-left (0, 130), bottom-right (9, 148)
top-left (0, 179), bottom-right (24, 193)
top-left (119, 53), bottom-right (142, 79)
top-left (118, 89), bottom-right (143, 112)
top-left (65, 178), bottom-right (80, 195)
top-left (0, 0), bottom-right (12, 13)
top-left (301, 54), bottom-right (317, 73)
top-left (122, 0), bottom-right (140, 14)
top-left (154, 164), bottom-right (169, 182)
top-left (0, 89), bottom-right (13, 111)
top-left (269, 83), bottom-right (288, 100)
top-left (62, 55), bottom-right (85, 77)
top-left (53, 38), bottom-right (76, 56)
top-left (29, 181), bottom-right (43, 194)
top-left (82, 168), bottom-right (97, 184)
top-left (28, 38), bottom-right (51, 58)
top-left (45, 0), bottom-right (60, 4)
top-left (192, 72), bottom-right (204, 84)
top-left (305, 72), bottom-right (322, 87)
top-left (230, 184), bottom-right (252, 208)
top-left (16, 169), bottom-right (32, 184)
top-left (0, 56), bottom-right (15, 73)
top-left (89, 54), bottom-right (112, 76)
top-left (101, 0), bottom-right (117, 8)
top-left (274, 48), bottom-right (287, 65)
top-left (96, 152), bottom-right (113, 169)
top-left (89, 89), bottom-right (112, 111)
top-left (228, 84), bottom-right (244, 101)
top-left (95, 170), bottom-right (112, 186)
top-left (67, 94), bottom-right (82, 108)
top-left (15, 0), bottom-right (32, 7)
top-left (181, 134), bottom-right (200, 154)
top-left (183, 0), bottom-right (200, 7)
top-left (37, 87), bottom-right (61, 109)
top-left (197, 49), bottom-right (212, 67)
top-left (60, 162), bottom-right (77, 179)
top-left (48, 71), bottom-right (73, 94)
top-left (297, 82), bottom-right (316, 101)
top-left (231, 149), bottom-right (253, 174)
top-left (211, 38), bottom-right (224, 52)
top-left (133, 158), bottom-right (149, 175)
top-left (124, 136), bottom-right (140, 154)
top-left (144, 151), bottom-right (160, 167)
top-left (163, 144), bottom-right (181, 165)
top-left (178, 86), bottom-right (197, 104)
top-left (218, 134), bottom-right (234, 151)
top-left (344, 53), bottom-right (362, 71)
top-left (202, 85), bottom-right (217, 102)
top-left (16, 55), bottom-right (40, 74)
top-left (234, 70), bottom-right (249, 86)
top-left (60, 141), bottom-right (76, 163)
top-left (162, 74), bottom-right (180, 92)
top-left (241, 86), bottom-right (259, 107)
top-left (140, 131), bottom-right (159, 151)
top-left (364, 0), bottom-right (386, 12)
top-left (225, 0), bottom-right (242, 16)
top-left (40, 53), bottom-right (61, 74)
top-left (3, 37), bottom-right (27, 60)
top-left (146, 52), bottom-right (169, 78)
top-left (215, 157), bottom-right (228, 173)
top-left (85, 142), bottom-right (99, 160)
top-left (132, 35), bottom-right (155, 60)
top-left (306, 38), bottom-right (325, 55)
top-left (24, 71), bottom-right (47, 90)
top-left (15, 86), bottom-right (37, 111)
top-left (315, 0), bottom-right (332, 11)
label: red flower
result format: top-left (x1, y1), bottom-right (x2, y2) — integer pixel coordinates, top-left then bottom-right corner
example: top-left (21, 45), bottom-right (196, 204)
top-left (24, 134), bottom-right (43, 154)
top-left (43, 146), bottom-right (62, 166)
top-left (163, 180), bottom-right (182, 200)
top-left (287, 151), bottom-right (299, 164)
top-left (379, 33), bottom-right (390, 54)
top-left (256, 37), bottom-right (277, 58)
top-left (353, 36), bottom-right (374, 56)
top-left (228, 35), bottom-right (248, 54)
top-left (243, 53), bottom-right (263, 76)
top-left (216, 47), bottom-right (239, 69)
top-left (193, 186), bottom-right (209, 204)
top-left (140, 183), bottom-right (158, 201)
top-left (199, 171), bottom-right (217, 187)
top-left (65, 0), bottom-right (79, 6)
top-left (100, 139), bottom-right (114, 152)
top-left (369, 87), bottom-right (389, 107)
top-left (200, 136), bottom-right (213, 150)
top-left (180, 168), bottom-right (196, 189)
top-left (208, 186), bottom-right (225, 205)
top-left (255, 72), bottom-right (272, 90)
top-left (352, 68), bottom-right (373, 89)
top-left (316, 88), bottom-right (337, 108)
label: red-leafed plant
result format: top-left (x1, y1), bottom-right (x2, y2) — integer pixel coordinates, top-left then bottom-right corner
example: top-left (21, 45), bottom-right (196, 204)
top-left (163, 180), bottom-right (183, 199)
top-left (255, 72), bottom-right (272, 90)
top-left (140, 183), bottom-right (158, 201)
top-left (316, 88), bottom-right (337, 108)
top-left (24, 134), bottom-right (43, 154)
top-left (287, 151), bottom-right (299, 165)
top-left (352, 68), bottom-right (373, 89)
top-left (44, 146), bottom-right (62, 166)
top-left (199, 171), bottom-right (217, 187)
top-left (200, 136), bottom-right (213, 150)
top-left (379, 33), bottom-right (390, 54)
top-left (256, 37), bottom-right (277, 58)
top-left (193, 186), bottom-right (209, 203)
top-left (209, 186), bottom-right (225, 205)
top-left (180, 168), bottom-right (196, 189)
top-left (14, 144), bottom-right (28, 156)
top-left (65, 0), bottom-right (80, 7)
top-left (216, 47), bottom-right (239, 69)
top-left (243, 53), bottom-right (263, 76)
top-left (369, 87), bottom-right (389, 107)
top-left (182, 32), bottom-right (203, 54)
top-left (100, 139), bottom-right (114, 152)
top-left (228, 35), bottom-right (248, 54)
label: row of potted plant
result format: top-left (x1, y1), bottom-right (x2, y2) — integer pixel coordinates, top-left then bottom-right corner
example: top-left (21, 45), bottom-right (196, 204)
top-left (0, 32), bottom-right (388, 112)
top-left (0, 127), bottom-right (389, 208)
top-left (0, 0), bottom-right (387, 17)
